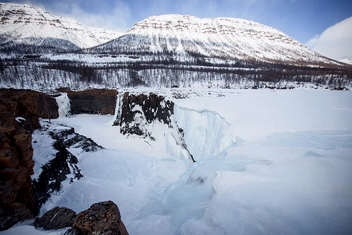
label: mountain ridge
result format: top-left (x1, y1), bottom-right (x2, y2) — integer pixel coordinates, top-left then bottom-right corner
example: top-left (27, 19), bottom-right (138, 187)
top-left (0, 2), bottom-right (122, 50)
top-left (0, 3), bottom-right (351, 91)
top-left (87, 14), bottom-right (338, 66)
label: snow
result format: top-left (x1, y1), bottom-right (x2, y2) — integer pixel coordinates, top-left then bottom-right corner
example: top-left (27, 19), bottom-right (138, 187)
top-left (339, 58), bottom-right (352, 65)
top-left (123, 14), bottom-right (336, 65)
top-left (31, 127), bottom-right (56, 181)
top-left (0, 225), bottom-right (64, 235)
top-left (173, 105), bottom-right (235, 160)
top-left (55, 93), bottom-right (70, 117)
top-left (0, 3), bottom-right (122, 48)
top-left (2, 89), bottom-right (352, 235)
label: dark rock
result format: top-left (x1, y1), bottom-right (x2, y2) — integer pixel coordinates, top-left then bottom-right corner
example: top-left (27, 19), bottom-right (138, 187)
top-left (0, 88), bottom-right (59, 131)
top-left (67, 201), bottom-right (128, 235)
top-left (33, 124), bottom-right (102, 210)
top-left (0, 89), bottom-right (48, 230)
top-left (53, 127), bottom-right (103, 152)
top-left (35, 207), bottom-right (76, 230)
top-left (63, 89), bottom-right (117, 115)
top-left (0, 203), bottom-right (33, 230)
top-left (114, 92), bottom-right (174, 137)
top-left (32, 135), bottom-right (82, 210)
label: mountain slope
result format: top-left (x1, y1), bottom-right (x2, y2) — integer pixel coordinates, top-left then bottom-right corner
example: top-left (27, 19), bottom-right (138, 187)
top-left (0, 3), bottom-right (122, 50)
top-left (1, 9), bottom-right (351, 91)
top-left (87, 14), bottom-right (336, 66)
top-left (339, 58), bottom-right (352, 65)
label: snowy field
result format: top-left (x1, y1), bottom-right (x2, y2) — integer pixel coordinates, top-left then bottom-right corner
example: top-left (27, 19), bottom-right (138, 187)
top-left (2, 89), bottom-right (352, 235)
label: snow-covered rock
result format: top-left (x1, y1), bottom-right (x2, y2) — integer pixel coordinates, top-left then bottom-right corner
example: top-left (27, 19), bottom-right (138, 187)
top-left (112, 91), bottom-right (236, 162)
top-left (32, 121), bottom-right (103, 209)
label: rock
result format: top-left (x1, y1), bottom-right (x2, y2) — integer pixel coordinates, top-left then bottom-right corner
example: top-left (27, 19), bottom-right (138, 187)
top-left (67, 201), bottom-right (128, 235)
top-left (114, 92), bottom-right (174, 137)
top-left (0, 88), bottom-right (58, 230)
top-left (0, 126), bottom-right (37, 230)
top-left (32, 138), bottom-right (80, 210)
top-left (0, 88), bottom-right (59, 131)
top-left (35, 207), bottom-right (76, 230)
top-left (62, 89), bottom-right (117, 115)
top-left (0, 203), bottom-right (32, 230)
top-left (52, 127), bottom-right (103, 152)
top-left (33, 124), bottom-right (104, 210)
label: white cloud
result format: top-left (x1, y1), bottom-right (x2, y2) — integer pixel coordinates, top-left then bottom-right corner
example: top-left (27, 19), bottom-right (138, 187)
top-left (44, 0), bottom-right (131, 33)
top-left (305, 16), bottom-right (352, 61)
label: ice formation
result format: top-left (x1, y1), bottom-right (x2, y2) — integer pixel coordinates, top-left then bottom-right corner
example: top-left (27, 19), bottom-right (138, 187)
top-left (173, 105), bottom-right (236, 161)
top-left (55, 93), bottom-right (71, 117)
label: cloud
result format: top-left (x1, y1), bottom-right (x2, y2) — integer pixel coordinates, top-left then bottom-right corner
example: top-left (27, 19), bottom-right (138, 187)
top-left (32, 0), bottom-right (132, 33)
top-left (305, 16), bottom-right (352, 60)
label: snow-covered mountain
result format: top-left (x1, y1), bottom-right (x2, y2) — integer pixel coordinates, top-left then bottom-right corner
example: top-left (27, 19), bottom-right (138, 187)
top-left (0, 5), bottom-right (351, 91)
top-left (88, 14), bottom-right (337, 66)
top-left (0, 3), bottom-right (122, 50)
top-left (339, 58), bottom-right (352, 65)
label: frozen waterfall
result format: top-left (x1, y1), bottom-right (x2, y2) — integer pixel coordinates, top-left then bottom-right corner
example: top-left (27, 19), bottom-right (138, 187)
top-left (173, 105), bottom-right (236, 161)
top-left (55, 93), bottom-right (71, 117)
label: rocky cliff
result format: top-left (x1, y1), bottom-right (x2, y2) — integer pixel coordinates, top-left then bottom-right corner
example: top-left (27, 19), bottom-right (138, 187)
top-left (0, 88), bottom-right (129, 232)
top-left (33, 123), bottom-right (102, 210)
top-left (0, 89), bottom-right (58, 130)
top-left (62, 89), bottom-right (118, 115)
top-left (114, 92), bottom-right (174, 137)
top-left (0, 89), bottom-right (58, 230)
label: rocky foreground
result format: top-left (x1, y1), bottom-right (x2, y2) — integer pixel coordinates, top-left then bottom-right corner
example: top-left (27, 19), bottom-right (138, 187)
top-left (0, 88), bottom-right (129, 234)
top-left (36, 201), bottom-right (128, 235)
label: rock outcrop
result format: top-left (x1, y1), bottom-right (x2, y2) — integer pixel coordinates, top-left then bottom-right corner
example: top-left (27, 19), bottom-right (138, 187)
top-left (35, 207), bottom-right (76, 230)
top-left (0, 89), bottom-right (58, 230)
top-left (0, 88), bottom-right (124, 232)
top-left (0, 89), bottom-right (58, 127)
top-left (61, 89), bottom-right (117, 115)
top-left (0, 88), bottom-right (59, 230)
top-left (114, 92), bottom-right (174, 137)
top-left (32, 134), bottom-right (83, 210)
top-left (0, 126), bottom-right (37, 230)
top-left (65, 201), bottom-right (129, 235)
top-left (33, 124), bottom-right (102, 209)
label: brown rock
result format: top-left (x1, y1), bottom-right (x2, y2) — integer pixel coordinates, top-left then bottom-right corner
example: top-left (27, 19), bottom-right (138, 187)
top-left (0, 88), bottom-right (59, 131)
top-left (70, 201), bottom-right (128, 235)
top-left (35, 207), bottom-right (77, 230)
top-left (0, 184), bottom-right (16, 204)
top-left (13, 132), bottom-right (34, 170)
top-left (1, 168), bottom-right (23, 183)
top-left (0, 89), bottom-right (57, 230)
top-left (0, 149), bottom-right (19, 168)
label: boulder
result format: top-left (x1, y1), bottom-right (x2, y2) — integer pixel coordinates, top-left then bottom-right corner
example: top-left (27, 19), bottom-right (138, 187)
top-left (35, 207), bottom-right (76, 230)
top-left (67, 201), bottom-right (128, 235)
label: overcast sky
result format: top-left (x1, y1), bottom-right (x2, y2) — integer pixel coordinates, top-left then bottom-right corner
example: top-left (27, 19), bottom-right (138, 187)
top-left (2, 0), bottom-right (352, 60)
